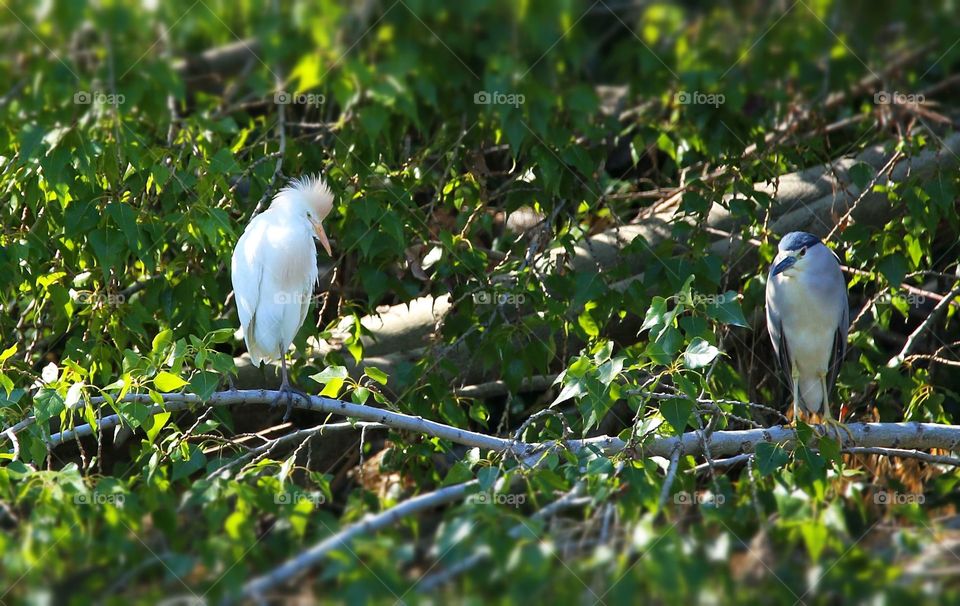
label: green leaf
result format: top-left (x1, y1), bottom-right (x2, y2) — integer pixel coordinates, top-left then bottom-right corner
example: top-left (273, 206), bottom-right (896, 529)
top-left (801, 520), bottom-right (828, 561)
top-left (640, 297), bottom-right (668, 333)
top-left (478, 466), bottom-right (499, 491)
top-left (188, 371), bottom-right (219, 399)
top-left (171, 444), bottom-right (206, 481)
top-left (363, 367), bottom-right (389, 385)
top-left (877, 254), bottom-right (907, 287)
top-left (597, 357), bottom-right (624, 386)
top-left (0, 374), bottom-right (14, 398)
top-left (311, 366), bottom-right (348, 398)
top-left (551, 377), bottom-right (586, 407)
top-left (818, 434), bottom-right (843, 465)
top-left (155, 371), bottom-right (188, 392)
top-left (144, 411), bottom-right (171, 443)
top-left (577, 309), bottom-right (600, 337)
top-left (152, 330), bottom-right (173, 357)
top-left (33, 389), bottom-right (65, 424)
top-left (0, 344), bottom-right (17, 363)
top-left (351, 386), bottom-right (370, 404)
top-left (848, 161), bottom-right (875, 190)
top-left (755, 442), bottom-right (789, 476)
top-left (311, 366), bottom-right (349, 382)
top-left (683, 338), bottom-right (720, 368)
top-left (661, 398), bottom-right (693, 434)
top-left (207, 328), bottom-right (235, 344)
top-left (209, 148), bottom-right (238, 173)
top-left (705, 292), bottom-right (749, 327)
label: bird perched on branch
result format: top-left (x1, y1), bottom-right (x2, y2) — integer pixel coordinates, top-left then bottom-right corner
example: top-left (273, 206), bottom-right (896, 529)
top-left (231, 174), bottom-right (335, 419)
top-left (765, 231), bottom-right (850, 437)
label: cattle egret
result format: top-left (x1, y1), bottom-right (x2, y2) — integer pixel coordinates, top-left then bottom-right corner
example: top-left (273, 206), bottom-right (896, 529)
top-left (231, 174), bottom-right (335, 419)
top-left (765, 231), bottom-right (850, 438)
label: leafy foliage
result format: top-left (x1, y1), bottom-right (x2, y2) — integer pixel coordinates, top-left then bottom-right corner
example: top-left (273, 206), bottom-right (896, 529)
top-left (1, 0), bottom-right (959, 603)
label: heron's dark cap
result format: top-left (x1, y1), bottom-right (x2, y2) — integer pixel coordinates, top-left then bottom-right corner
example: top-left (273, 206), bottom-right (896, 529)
top-left (778, 231), bottom-right (820, 252)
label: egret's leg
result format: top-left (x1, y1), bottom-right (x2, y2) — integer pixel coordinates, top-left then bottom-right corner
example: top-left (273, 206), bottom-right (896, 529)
top-left (272, 355), bottom-right (307, 422)
top-left (818, 373), bottom-right (853, 442)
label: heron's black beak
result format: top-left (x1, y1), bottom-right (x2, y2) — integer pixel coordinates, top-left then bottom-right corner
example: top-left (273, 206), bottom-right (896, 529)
top-left (771, 255), bottom-right (797, 276)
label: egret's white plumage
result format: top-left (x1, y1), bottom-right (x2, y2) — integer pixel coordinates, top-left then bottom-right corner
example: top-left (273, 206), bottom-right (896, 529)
top-left (231, 175), bottom-right (334, 405)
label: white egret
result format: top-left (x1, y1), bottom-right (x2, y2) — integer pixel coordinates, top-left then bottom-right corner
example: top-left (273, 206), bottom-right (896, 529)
top-left (231, 174), bottom-right (335, 419)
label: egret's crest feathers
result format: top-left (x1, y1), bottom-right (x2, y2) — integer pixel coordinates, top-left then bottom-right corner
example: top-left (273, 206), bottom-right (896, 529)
top-left (274, 173), bottom-right (334, 219)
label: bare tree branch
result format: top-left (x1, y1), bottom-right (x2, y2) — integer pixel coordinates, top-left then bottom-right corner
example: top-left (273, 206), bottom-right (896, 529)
top-left (13, 391), bottom-right (960, 464)
top-left (239, 479), bottom-right (479, 602)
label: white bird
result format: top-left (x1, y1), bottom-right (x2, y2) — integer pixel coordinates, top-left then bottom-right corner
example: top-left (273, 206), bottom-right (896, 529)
top-left (231, 174), bottom-right (334, 418)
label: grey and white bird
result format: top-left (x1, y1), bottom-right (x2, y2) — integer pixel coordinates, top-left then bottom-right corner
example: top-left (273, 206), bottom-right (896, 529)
top-left (765, 232), bottom-right (849, 435)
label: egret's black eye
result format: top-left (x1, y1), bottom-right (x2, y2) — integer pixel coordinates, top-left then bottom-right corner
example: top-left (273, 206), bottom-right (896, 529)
top-left (798, 247), bottom-right (807, 257)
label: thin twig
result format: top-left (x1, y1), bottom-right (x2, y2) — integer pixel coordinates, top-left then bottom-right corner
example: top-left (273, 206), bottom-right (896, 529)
top-left (888, 280), bottom-right (960, 367)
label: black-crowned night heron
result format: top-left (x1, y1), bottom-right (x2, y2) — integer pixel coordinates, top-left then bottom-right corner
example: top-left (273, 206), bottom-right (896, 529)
top-left (765, 232), bottom-right (850, 436)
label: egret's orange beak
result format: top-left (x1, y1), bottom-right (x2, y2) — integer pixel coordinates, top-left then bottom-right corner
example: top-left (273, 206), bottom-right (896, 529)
top-left (314, 223), bottom-right (333, 256)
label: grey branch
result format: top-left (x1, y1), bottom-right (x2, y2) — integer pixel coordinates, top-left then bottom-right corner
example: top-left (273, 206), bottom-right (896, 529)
top-left (238, 479), bottom-right (478, 602)
top-left (17, 391), bottom-right (960, 464)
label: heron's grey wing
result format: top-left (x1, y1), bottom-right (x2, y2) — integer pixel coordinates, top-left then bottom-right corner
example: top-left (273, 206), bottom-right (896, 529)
top-left (765, 299), bottom-right (793, 392)
top-left (827, 291), bottom-right (849, 392)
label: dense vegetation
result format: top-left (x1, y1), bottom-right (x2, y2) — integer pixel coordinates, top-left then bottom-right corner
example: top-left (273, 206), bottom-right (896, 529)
top-left (1, 1), bottom-right (959, 603)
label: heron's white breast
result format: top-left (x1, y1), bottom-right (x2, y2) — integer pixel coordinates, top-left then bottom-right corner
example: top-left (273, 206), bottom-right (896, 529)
top-left (769, 272), bottom-right (841, 374)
